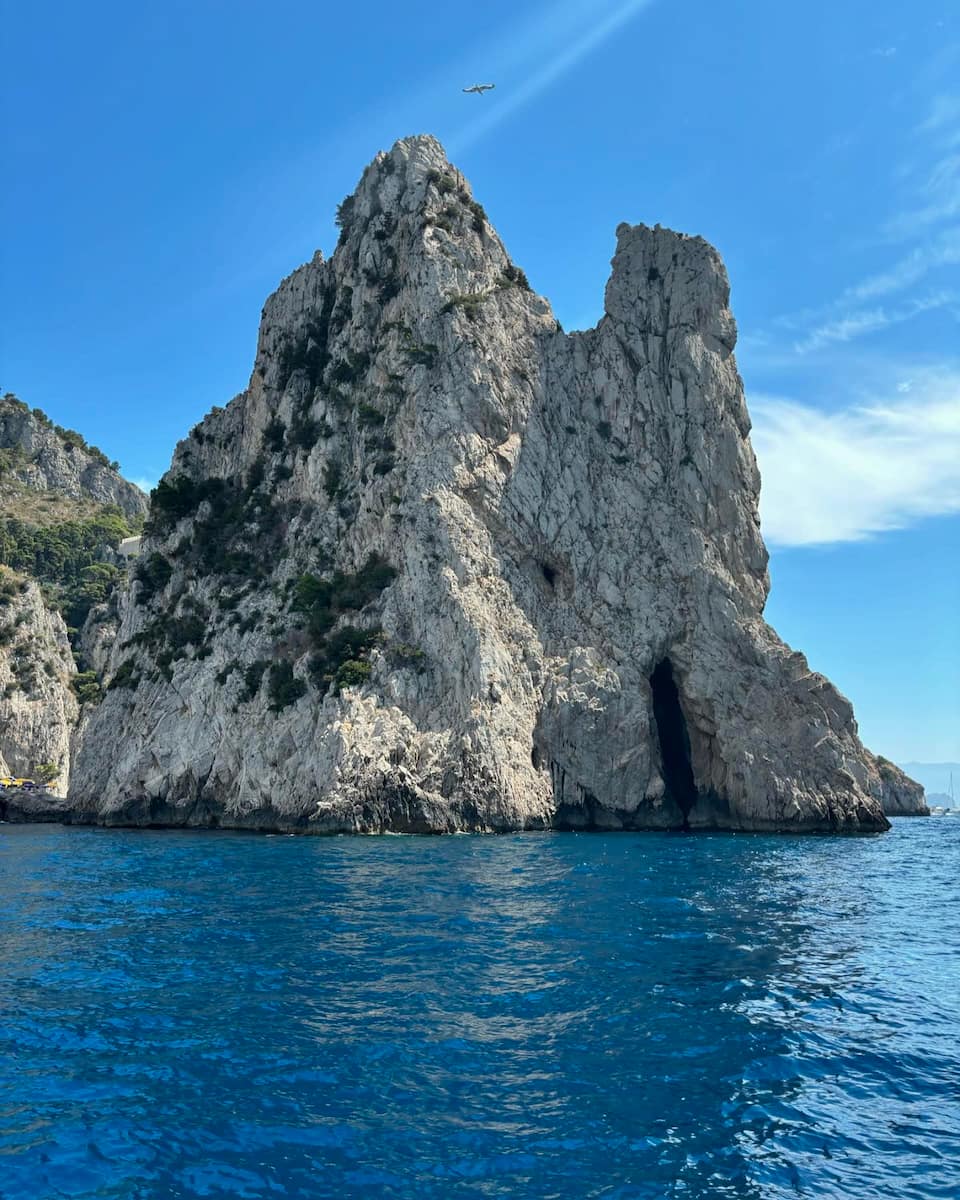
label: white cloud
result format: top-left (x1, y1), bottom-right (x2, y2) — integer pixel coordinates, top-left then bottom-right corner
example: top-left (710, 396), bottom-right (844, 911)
top-left (883, 159), bottom-right (960, 237)
top-left (883, 96), bottom-right (960, 236)
top-left (130, 476), bottom-right (159, 494)
top-left (795, 309), bottom-right (893, 352)
top-left (846, 225), bottom-right (960, 299)
top-left (792, 290), bottom-right (957, 354)
top-left (791, 309), bottom-right (889, 353)
top-left (764, 97), bottom-right (960, 358)
top-left (750, 369), bottom-right (960, 546)
top-left (918, 93), bottom-right (960, 134)
top-left (766, 224), bottom-right (959, 359)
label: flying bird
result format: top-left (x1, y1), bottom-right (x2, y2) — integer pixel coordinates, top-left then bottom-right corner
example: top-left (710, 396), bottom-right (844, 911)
top-left (463, 83), bottom-right (495, 95)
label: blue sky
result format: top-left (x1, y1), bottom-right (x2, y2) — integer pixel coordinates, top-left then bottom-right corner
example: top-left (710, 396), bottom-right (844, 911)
top-left (2, 0), bottom-right (958, 761)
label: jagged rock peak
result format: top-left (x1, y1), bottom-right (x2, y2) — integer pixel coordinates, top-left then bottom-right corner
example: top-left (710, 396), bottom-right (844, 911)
top-left (343, 133), bottom-right (482, 223)
top-left (66, 135), bottom-right (915, 834)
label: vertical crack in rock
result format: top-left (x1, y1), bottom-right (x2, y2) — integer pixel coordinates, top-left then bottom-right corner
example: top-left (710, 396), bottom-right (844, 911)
top-left (649, 659), bottom-right (697, 828)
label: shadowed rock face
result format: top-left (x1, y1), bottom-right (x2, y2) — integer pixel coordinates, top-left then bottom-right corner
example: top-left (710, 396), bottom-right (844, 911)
top-left (65, 134), bottom-right (911, 833)
top-left (649, 660), bottom-right (698, 826)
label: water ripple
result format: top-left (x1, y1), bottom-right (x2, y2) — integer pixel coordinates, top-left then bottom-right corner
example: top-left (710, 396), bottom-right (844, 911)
top-left (0, 821), bottom-right (958, 1198)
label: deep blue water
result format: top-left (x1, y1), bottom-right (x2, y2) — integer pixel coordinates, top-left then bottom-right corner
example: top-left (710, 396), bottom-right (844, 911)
top-left (1, 821), bottom-right (958, 1200)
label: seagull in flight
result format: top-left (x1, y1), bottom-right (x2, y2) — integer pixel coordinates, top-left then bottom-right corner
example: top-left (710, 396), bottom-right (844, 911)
top-left (463, 83), bottom-right (495, 95)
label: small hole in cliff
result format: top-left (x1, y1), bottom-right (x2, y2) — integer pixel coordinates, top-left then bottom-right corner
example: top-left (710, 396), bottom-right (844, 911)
top-left (650, 659), bottom-right (697, 827)
top-left (540, 563), bottom-right (556, 588)
top-left (647, 266), bottom-right (660, 282)
top-left (531, 746), bottom-right (542, 769)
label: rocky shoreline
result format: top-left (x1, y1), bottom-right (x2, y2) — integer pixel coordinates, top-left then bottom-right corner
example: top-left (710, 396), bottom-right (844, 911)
top-left (4, 757), bottom-right (926, 837)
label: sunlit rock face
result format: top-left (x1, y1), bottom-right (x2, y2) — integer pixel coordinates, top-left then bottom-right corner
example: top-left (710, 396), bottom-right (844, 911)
top-left (0, 573), bottom-right (78, 797)
top-left (869, 755), bottom-right (929, 816)
top-left (67, 135), bottom-right (907, 833)
top-left (0, 399), bottom-right (147, 803)
top-left (0, 397), bottom-right (147, 521)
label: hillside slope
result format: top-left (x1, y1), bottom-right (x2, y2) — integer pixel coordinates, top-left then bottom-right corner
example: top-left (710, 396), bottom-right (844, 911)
top-left (0, 395), bottom-right (146, 520)
top-left (0, 395), bottom-right (147, 790)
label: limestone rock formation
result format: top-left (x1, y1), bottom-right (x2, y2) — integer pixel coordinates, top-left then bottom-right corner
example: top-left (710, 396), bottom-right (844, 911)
top-left (0, 398), bottom-right (147, 813)
top-left (869, 754), bottom-right (929, 816)
top-left (66, 135), bottom-right (913, 833)
top-left (0, 396), bottom-right (147, 521)
top-left (78, 595), bottom-right (123, 680)
top-left (0, 570), bottom-right (78, 796)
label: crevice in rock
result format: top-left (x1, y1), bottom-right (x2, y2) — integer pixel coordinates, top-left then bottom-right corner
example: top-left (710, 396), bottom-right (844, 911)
top-left (650, 658), bottom-right (697, 828)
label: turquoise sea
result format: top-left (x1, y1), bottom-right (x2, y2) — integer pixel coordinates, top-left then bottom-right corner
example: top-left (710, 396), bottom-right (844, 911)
top-left (1, 819), bottom-right (957, 1199)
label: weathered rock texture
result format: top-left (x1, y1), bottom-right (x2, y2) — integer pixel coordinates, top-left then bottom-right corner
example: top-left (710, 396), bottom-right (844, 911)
top-left (78, 594), bottom-right (123, 680)
top-left (0, 398), bottom-right (147, 801)
top-left (869, 754), bottom-right (929, 816)
top-left (66, 135), bottom-right (914, 833)
top-left (0, 570), bottom-right (78, 795)
top-left (0, 396), bottom-right (147, 521)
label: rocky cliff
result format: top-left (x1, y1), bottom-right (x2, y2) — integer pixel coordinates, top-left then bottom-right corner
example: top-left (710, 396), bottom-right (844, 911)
top-left (0, 395), bottom-right (147, 521)
top-left (0, 569), bottom-right (78, 795)
top-left (67, 135), bottom-right (912, 833)
top-left (870, 754), bottom-right (929, 816)
top-left (0, 398), bottom-right (147, 799)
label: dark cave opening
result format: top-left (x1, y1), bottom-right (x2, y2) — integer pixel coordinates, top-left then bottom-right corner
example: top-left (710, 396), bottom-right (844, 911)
top-left (650, 658), bottom-right (698, 826)
top-left (540, 562), bottom-right (557, 588)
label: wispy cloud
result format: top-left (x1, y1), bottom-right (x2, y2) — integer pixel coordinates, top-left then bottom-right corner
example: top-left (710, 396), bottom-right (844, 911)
top-left (750, 368), bottom-right (960, 545)
top-left (883, 94), bottom-right (960, 236)
top-left (791, 309), bottom-right (890, 353)
top-left (761, 93), bottom-right (960, 358)
top-left (919, 93), bottom-right (960, 134)
top-left (884, 157), bottom-right (960, 237)
top-left (845, 225), bottom-right (960, 300)
top-left (793, 290), bottom-right (958, 354)
top-left (130, 476), bottom-right (159, 495)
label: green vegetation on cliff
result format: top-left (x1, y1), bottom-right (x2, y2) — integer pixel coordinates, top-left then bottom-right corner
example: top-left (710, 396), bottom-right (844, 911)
top-left (0, 394), bottom-right (144, 665)
top-left (0, 510), bottom-right (134, 631)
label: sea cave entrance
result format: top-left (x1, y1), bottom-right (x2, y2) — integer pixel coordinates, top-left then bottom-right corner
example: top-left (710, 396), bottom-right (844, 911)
top-left (650, 658), bottom-right (697, 828)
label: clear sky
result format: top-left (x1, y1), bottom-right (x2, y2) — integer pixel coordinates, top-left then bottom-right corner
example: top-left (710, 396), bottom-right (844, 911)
top-left (2, 0), bottom-right (958, 761)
